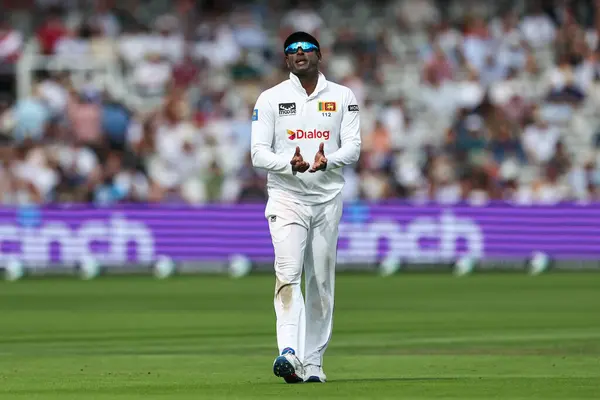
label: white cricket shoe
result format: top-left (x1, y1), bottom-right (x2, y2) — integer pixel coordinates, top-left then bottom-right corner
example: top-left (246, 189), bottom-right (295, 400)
top-left (273, 347), bottom-right (304, 383)
top-left (304, 364), bottom-right (326, 383)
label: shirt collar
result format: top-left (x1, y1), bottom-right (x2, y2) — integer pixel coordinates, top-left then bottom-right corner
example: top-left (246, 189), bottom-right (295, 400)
top-left (289, 71), bottom-right (328, 98)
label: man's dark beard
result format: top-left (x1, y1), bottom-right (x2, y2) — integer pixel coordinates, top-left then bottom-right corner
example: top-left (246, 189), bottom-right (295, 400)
top-left (292, 65), bottom-right (318, 78)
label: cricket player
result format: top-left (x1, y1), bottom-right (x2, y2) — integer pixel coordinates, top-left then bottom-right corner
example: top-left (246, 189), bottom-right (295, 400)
top-left (250, 31), bottom-right (361, 383)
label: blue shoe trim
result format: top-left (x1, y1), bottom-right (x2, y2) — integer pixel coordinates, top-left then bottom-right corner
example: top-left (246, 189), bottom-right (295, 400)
top-left (281, 347), bottom-right (295, 355)
top-left (273, 355), bottom-right (302, 383)
top-left (306, 376), bottom-right (324, 383)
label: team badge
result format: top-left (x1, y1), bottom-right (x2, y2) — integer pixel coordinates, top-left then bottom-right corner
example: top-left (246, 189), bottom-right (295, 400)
top-left (318, 101), bottom-right (337, 112)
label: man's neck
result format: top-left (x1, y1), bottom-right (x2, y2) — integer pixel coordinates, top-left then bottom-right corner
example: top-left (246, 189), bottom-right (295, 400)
top-left (298, 72), bottom-right (319, 96)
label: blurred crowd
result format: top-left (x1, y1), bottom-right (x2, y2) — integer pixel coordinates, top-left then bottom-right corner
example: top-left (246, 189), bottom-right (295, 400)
top-left (2, 0), bottom-right (600, 205)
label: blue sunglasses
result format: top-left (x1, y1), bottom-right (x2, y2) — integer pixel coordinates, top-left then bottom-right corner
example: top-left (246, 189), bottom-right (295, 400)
top-left (285, 41), bottom-right (319, 55)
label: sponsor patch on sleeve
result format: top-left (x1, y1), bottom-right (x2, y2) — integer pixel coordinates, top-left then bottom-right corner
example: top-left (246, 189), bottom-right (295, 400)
top-left (252, 109), bottom-right (258, 121)
top-left (348, 104), bottom-right (359, 112)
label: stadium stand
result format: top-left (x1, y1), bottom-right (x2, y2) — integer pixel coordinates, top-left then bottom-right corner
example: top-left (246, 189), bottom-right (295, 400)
top-left (2, 0), bottom-right (600, 205)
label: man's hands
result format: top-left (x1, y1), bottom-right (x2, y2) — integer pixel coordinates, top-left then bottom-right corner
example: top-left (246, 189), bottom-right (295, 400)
top-left (290, 143), bottom-right (327, 173)
top-left (290, 146), bottom-right (310, 173)
top-left (309, 142), bottom-right (327, 173)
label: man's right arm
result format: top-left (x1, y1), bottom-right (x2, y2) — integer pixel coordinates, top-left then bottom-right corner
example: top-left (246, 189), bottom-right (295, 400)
top-left (250, 92), bottom-right (296, 175)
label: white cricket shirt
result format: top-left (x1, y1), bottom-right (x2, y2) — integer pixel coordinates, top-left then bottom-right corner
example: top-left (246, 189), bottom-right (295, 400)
top-left (251, 72), bottom-right (361, 205)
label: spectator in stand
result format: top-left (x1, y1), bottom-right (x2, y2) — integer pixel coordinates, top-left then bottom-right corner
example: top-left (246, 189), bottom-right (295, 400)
top-left (520, 1), bottom-right (557, 49)
top-left (488, 117), bottom-right (526, 164)
top-left (171, 48), bottom-right (200, 89)
top-left (50, 137), bottom-right (101, 202)
top-left (461, 15), bottom-right (493, 73)
top-left (54, 22), bottom-right (92, 57)
top-left (393, 0), bottom-right (440, 31)
top-left (147, 95), bottom-right (207, 203)
top-left (152, 14), bottom-right (185, 64)
top-left (66, 87), bottom-right (102, 147)
top-left (0, 95), bottom-right (14, 140)
top-left (36, 7), bottom-right (68, 55)
top-left (423, 43), bottom-right (454, 83)
top-left (521, 109), bottom-right (561, 165)
top-left (0, 17), bottom-right (23, 63)
top-left (10, 140), bottom-right (60, 204)
top-left (280, 0), bottom-right (323, 38)
top-left (231, 9), bottom-right (270, 56)
top-left (530, 162), bottom-right (572, 204)
top-left (90, 0), bottom-right (120, 38)
top-left (37, 72), bottom-right (69, 120)
top-left (93, 149), bottom-right (130, 205)
top-left (2, 0), bottom-right (600, 205)
top-left (11, 85), bottom-right (51, 143)
top-left (132, 52), bottom-right (173, 97)
top-left (89, 20), bottom-right (117, 62)
top-left (102, 94), bottom-right (131, 151)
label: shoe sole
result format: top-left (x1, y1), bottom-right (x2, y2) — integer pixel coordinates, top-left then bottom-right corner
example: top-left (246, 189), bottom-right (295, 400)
top-left (273, 355), bottom-right (303, 384)
top-left (305, 376), bottom-right (325, 383)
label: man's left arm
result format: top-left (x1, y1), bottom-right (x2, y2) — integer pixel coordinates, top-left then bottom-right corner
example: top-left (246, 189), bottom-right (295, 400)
top-left (325, 89), bottom-right (361, 169)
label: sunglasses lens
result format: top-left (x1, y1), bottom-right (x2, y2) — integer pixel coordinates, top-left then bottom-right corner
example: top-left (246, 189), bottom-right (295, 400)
top-left (285, 42), bottom-right (317, 54)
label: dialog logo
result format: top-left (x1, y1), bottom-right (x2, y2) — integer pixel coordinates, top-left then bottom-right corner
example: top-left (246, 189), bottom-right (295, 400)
top-left (287, 129), bottom-right (330, 140)
top-left (286, 129), bottom-right (297, 140)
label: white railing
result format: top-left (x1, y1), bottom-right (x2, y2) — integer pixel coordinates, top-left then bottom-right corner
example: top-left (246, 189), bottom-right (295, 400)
top-left (16, 38), bottom-right (161, 113)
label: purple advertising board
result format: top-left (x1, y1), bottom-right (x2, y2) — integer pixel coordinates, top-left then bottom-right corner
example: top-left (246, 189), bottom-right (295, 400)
top-left (0, 203), bottom-right (599, 266)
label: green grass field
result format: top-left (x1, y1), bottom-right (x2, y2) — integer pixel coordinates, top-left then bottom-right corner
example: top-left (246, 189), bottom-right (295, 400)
top-left (1, 271), bottom-right (599, 399)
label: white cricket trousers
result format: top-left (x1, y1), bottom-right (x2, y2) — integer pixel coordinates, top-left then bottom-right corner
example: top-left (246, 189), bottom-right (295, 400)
top-left (265, 193), bottom-right (343, 367)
